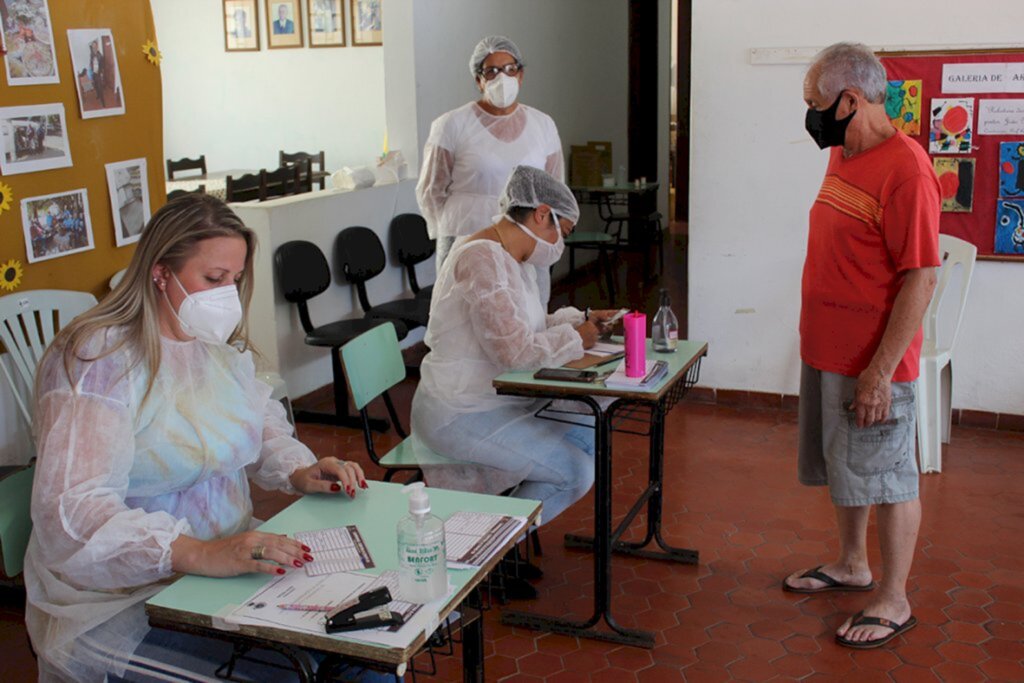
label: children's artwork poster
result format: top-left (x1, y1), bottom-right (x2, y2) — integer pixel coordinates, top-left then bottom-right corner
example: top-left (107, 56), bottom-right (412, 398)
top-left (0, 0), bottom-right (59, 85)
top-left (886, 80), bottom-right (921, 135)
top-left (20, 188), bottom-right (94, 263)
top-left (995, 199), bottom-right (1024, 255)
top-left (932, 157), bottom-right (975, 213)
top-left (929, 98), bottom-right (974, 154)
top-left (998, 141), bottom-right (1024, 198)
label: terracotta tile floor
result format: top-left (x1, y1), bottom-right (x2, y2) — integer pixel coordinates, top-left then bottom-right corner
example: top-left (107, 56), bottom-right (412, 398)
top-left (3, 238), bottom-right (1023, 681)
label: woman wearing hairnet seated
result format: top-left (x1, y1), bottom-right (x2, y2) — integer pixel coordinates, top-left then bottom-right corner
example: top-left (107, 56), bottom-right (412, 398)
top-left (415, 35), bottom-right (564, 305)
top-left (411, 165), bottom-right (618, 531)
top-left (24, 194), bottom-right (379, 682)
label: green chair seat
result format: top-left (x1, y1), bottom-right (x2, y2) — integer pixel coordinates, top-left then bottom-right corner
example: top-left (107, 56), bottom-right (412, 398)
top-left (0, 464), bottom-right (34, 577)
top-left (378, 436), bottom-right (460, 469)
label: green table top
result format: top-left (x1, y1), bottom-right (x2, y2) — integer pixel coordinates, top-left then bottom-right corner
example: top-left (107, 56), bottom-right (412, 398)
top-left (146, 481), bottom-right (540, 663)
top-left (493, 338), bottom-right (707, 402)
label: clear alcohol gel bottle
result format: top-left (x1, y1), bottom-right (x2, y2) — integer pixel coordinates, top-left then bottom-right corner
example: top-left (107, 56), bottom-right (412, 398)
top-left (652, 288), bottom-right (679, 353)
top-left (397, 483), bottom-right (447, 604)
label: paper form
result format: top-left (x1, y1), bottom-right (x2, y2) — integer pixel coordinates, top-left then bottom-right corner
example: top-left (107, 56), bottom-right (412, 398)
top-left (295, 525), bottom-right (375, 576)
top-left (444, 512), bottom-right (527, 567)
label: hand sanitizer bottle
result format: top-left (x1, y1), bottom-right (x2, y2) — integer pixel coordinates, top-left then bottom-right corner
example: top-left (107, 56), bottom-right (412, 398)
top-left (652, 288), bottom-right (679, 353)
top-left (397, 483), bottom-right (447, 604)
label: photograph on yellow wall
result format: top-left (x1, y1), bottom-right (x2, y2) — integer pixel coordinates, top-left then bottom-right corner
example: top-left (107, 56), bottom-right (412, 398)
top-left (20, 188), bottom-right (94, 264)
top-left (0, 103), bottom-right (72, 175)
top-left (68, 28), bottom-right (126, 119)
top-left (105, 158), bottom-right (151, 247)
top-left (0, 0), bottom-right (59, 85)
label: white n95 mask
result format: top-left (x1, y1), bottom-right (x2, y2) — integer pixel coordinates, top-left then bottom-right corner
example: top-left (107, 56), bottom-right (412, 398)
top-left (168, 273), bottom-right (243, 344)
top-left (511, 210), bottom-right (565, 268)
top-left (484, 74), bottom-right (519, 109)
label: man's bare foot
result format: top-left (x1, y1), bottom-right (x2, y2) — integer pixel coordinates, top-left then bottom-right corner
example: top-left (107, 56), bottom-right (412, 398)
top-left (783, 563), bottom-right (873, 592)
top-left (836, 596), bottom-right (912, 643)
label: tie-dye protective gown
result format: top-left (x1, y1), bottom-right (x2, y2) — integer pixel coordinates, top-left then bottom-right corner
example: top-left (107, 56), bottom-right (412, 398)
top-left (23, 330), bottom-right (316, 681)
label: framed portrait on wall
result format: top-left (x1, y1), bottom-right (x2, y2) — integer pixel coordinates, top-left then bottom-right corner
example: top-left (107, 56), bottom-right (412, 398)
top-left (350, 0), bottom-right (381, 47)
top-left (266, 0), bottom-right (303, 49)
top-left (224, 0), bottom-right (259, 52)
top-left (308, 0), bottom-right (344, 47)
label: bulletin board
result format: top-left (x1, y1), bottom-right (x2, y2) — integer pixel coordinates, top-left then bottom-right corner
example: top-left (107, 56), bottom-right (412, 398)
top-left (0, 2), bottom-right (165, 299)
top-left (880, 50), bottom-right (1024, 261)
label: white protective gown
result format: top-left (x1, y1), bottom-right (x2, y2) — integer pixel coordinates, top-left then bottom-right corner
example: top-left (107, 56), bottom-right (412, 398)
top-left (24, 329), bottom-right (316, 682)
top-left (415, 101), bottom-right (564, 300)
top-left (410, 238), bottom-right (585, 493)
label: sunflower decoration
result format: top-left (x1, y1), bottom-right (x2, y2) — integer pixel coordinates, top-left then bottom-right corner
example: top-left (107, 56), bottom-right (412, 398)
top-left (0, 259), bottom-right (23, 292)
top-left (142, 39), bottom-right (161, 66)
top-left (0, 181), bottom-right (11, 216)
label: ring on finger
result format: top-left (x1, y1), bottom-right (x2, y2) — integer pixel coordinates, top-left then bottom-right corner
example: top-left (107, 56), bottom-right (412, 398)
top-left (251, 544), bottom-right (266, 561)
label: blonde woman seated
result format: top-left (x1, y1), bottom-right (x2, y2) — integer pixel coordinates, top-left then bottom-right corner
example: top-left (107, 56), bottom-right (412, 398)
top-left (411, 165), bottom-right (617, 523)
top-left (25, 195), bottom-right (374, 682)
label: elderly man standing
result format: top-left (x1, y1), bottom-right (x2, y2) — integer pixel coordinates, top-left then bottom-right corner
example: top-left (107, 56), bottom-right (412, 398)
top-left (782, 43), bottom-right (940, 650)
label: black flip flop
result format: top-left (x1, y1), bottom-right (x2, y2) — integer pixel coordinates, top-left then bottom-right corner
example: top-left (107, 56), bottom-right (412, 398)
top-left (836, 611), bottom-right (918, 649)
top-left (782, 565), bottom-right (876, 593)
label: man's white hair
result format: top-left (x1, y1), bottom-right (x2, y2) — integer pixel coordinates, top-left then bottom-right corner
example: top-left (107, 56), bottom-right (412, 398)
top-left (808, 42), bottom-right (887, 104)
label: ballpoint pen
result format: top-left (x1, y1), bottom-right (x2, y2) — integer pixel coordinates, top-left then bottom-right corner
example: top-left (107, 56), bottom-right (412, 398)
top-left (277, 603), bottom-right (337, 612)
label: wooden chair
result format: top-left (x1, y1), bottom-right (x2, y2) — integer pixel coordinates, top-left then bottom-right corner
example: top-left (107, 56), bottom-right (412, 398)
top-left (280, 150), bottom-right (326, 189)
top-left (166, 185), bottom-right (206, 202)
top-left (165, 155), bottom-right (207, 180)
top-left (225, 171), bottom-right (262, 203)
top-left (260, 165), bottom-right (302, 201)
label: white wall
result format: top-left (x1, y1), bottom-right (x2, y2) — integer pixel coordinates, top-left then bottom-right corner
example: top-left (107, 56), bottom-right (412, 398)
top-left (152, 0), bottom-right (386, 174)
top-left (689, 0), bottom-right (1024, 413)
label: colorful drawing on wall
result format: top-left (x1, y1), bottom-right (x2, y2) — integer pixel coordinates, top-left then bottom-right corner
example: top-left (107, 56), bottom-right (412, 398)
top-left (0, 258), bottom-right (22, 292)
top-left (68, 29), bottom-right (126, 120)
top-left (20, 188), bottom-right (94, 263)
top-left (998, 141), bottom-right (1024, 198)
top-left (933, 157), bottom-right (975, 212)
top-left (929, 98), bottom-right (974, 154)
top-left (994, 199), bottom-right (1024, 255)
top-left (0, 103), bottom-right (73, 176)
top-left (886, 80), bottom-right (921, 135)
top-left (0, 0), bottom-right (59, 86)
top-left (105, 158), bottom-right (150, 247)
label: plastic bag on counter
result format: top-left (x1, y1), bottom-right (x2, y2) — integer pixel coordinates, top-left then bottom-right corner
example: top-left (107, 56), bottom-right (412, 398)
top-left (331, 166), bottom-right (376, 190)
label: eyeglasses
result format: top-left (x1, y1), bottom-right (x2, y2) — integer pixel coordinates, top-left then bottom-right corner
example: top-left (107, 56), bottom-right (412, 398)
top-left (479, 63), bottom-right (522, 81)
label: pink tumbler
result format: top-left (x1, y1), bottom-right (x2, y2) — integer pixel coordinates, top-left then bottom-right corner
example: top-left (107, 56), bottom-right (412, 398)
top-left (623, 311), bottom-right (646, 378)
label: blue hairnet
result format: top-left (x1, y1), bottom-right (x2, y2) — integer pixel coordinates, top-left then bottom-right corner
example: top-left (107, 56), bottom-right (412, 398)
top-left (469, 36), bottom-right (524, 77)
top-left (498, 165), bottom-right (580, 225)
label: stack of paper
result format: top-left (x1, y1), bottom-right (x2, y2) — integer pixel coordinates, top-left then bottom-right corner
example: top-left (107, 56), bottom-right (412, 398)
top-left (444, 512), bottom-right (527, 568)
top-left (603, 359), bottom-right (669, 390)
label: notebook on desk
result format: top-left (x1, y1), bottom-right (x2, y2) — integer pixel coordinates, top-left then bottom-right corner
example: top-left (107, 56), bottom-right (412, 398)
top-left (563, 341), bottom-right (625, 370)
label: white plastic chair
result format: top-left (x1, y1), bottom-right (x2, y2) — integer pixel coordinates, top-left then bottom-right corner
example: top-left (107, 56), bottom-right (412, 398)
top-left (916, 235), bottom-right (977, 474)
top-left (0, 289), bottom-right (98, 430)
top-left (109, 268), bottom-right (127, 290)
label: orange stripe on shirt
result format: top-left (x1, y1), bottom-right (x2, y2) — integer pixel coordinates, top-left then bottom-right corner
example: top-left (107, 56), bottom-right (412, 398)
top-left (815, 175), bottom-right (882, 225)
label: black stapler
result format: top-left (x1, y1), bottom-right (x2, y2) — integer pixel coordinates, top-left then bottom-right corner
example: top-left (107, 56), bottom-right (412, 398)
top-left (325, 587), bottom-right (405, 633)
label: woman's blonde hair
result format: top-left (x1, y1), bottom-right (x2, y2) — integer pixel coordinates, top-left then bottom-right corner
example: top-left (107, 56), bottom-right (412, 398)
top-left (38, 193), bottom-right (257, 409)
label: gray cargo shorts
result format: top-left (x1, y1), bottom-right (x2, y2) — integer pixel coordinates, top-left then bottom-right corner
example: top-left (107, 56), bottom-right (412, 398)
top-left (798, 362), bottom-right (919, 506)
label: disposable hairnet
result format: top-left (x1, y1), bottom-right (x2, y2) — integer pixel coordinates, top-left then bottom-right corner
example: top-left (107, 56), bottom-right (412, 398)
top-left (498, 165), bottom-right (580, 225)
top-left (469, 35), bottom-right (524, 77)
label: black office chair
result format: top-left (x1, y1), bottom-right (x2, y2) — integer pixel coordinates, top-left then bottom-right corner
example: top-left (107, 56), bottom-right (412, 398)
top-left (274, 240), bottom-right (409, 431)
top-left (336, 227), bottom-right (431, 330)
top-left (389, 213), bottom-right (435, 301)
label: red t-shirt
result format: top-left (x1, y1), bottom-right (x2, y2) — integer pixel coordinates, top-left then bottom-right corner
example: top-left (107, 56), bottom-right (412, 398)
top-left (800, 131), bottom-right (941, 382)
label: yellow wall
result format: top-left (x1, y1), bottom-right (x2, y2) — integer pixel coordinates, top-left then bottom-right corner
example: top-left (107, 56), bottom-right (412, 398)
top-left (0, 1), bottom-right (163, 300)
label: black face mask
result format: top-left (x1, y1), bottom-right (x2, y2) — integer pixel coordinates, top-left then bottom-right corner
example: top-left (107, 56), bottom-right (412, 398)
top-left (805, 94), bottom-right (855, 149)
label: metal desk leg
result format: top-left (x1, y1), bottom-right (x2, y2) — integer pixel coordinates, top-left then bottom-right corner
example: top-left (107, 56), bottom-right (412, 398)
top-left (502, 397), bottom-right (655, 648)
top-left (462, 605), bottom-right (484, 683)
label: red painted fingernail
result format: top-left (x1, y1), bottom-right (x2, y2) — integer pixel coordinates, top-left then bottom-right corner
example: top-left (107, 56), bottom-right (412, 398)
top-left (330, 483), bottom-right (341, 492)
top-left (293, 560), bottom-right (303, 568)
top-left (302, 545), bottom-right (311, 552)
top-left (347, 487), bottom-right (354, 496)
top-left (304, 553), bottom-right (314, 562)
top-left (360, 481), bottom-right (368, 489)
top-left (276, 568), bottom-right (286, 574)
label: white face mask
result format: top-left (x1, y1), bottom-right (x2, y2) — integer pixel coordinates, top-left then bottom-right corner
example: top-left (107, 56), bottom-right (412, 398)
top-left (483, 73), bottom-right (519, 109)
top-left (511, 209), bottom-right (565, 268)
top-left (167, 272), bottom-right (243, 344)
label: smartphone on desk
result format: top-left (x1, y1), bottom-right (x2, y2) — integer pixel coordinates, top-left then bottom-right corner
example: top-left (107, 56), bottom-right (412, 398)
top-left (533, 367), bottom-right (600, 383)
